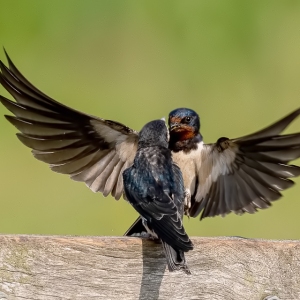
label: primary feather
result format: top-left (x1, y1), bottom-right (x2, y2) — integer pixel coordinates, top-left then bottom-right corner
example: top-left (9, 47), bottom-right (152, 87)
top-left (0, 50), bottom-right (138, 200)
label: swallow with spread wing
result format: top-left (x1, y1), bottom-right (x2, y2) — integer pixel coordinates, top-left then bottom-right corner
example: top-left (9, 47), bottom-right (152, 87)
top-left (1, 50), bottom-right (300, 232)
top-left (123, 119), bottom-right (193, 273)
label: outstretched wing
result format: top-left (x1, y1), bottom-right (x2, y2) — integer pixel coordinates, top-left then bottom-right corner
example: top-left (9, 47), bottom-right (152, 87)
top-left (189, 108), bottom-right (300, 219)
top-left (0, 51), bottom-right (138, 200)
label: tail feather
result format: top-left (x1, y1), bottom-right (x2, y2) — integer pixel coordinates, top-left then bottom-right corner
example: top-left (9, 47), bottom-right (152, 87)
top-left (162, 241), bottom-right (191, 275)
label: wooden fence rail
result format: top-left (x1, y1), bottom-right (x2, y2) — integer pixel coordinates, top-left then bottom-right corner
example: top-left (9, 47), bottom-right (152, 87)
top-left (0, 235), bottom-right (299, 300)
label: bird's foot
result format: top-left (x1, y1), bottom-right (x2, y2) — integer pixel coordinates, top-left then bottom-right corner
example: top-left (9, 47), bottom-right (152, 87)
top-left (184, 189), bottom-right (191, 215)
top-left (129, 231), bottom-right (151, 238)
top-left (147, 235), bottom-right (160, 242)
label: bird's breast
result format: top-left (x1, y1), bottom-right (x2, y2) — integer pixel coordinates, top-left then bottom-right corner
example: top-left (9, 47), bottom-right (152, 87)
top-left (172, 141), bottom-right (203, 196)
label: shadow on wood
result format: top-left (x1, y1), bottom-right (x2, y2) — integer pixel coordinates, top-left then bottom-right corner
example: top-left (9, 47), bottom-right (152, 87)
top-left (0, 235), bottom-right (299, 299)
top-left (139, 239), bottom-right (165, 300)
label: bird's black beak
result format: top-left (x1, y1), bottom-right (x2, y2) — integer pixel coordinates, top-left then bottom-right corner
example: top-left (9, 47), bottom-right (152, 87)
top-left (170, 123), bottom-right (180, 131)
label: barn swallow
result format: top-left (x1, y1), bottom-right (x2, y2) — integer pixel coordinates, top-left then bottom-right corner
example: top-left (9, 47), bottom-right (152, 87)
top-left (168, 107), bottom-right (300, 219)
top-left (123, 119), bottom-right (193, 273)
top-left (1, 51), bottom-right (300, 230)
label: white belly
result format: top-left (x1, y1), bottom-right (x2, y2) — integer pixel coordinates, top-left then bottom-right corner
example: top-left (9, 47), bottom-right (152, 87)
top-left (172, 141), bottom-right (203, 199)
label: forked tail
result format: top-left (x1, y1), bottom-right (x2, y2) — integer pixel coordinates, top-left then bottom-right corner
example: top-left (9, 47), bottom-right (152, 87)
top-left (162, 241), bottom-right (191, 275)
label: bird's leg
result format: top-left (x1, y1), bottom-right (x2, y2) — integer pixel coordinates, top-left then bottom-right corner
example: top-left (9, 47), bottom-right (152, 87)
top-left (142, 218), bottom-right (159, 241)
top-left (184, 189), bottom-right (191, 217)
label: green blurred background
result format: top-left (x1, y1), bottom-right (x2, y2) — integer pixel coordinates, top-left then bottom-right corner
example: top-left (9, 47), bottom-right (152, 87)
top-left (0, 0), bottom-right (300, 239)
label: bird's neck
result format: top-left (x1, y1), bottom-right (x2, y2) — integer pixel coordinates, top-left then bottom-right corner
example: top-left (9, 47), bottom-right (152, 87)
top-left (169, 132), bottom-right (202, 153)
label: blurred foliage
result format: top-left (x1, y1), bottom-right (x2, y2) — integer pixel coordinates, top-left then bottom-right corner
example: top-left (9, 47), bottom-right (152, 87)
top-left (0, 0), bottom-right (300, 239)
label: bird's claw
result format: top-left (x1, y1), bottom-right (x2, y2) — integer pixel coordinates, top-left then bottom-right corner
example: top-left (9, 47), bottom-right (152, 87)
top-left (129, 231), bottom-right (150, 238)
top-left (184, 189), bottom-right (191, 215)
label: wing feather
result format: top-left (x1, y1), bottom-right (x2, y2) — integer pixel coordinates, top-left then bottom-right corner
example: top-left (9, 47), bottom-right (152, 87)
top-left (0, 52), bottom-right (138, 200)
top-left (189, 109), bottom-right (300, 218)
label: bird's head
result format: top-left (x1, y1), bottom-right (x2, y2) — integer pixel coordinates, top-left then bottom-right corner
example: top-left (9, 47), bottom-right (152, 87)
top-left (168, 108), bottom-right (200, 141)
top-left (138, 119), bottom-right (169, 149)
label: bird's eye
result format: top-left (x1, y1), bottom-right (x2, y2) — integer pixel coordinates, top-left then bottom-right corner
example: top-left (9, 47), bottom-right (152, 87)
top-left (184, 116), bottom-right (191, 123)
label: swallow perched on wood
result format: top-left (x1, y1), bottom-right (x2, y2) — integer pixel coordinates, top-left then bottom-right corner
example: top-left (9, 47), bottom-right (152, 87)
top-left (1, 51), bottom-right (300, 230)
top-left (123, 119), bottom-right (193, 273)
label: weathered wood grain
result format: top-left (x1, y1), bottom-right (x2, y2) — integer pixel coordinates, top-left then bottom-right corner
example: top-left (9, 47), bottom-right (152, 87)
top-left (0, 235), bottom-right (299, 300)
